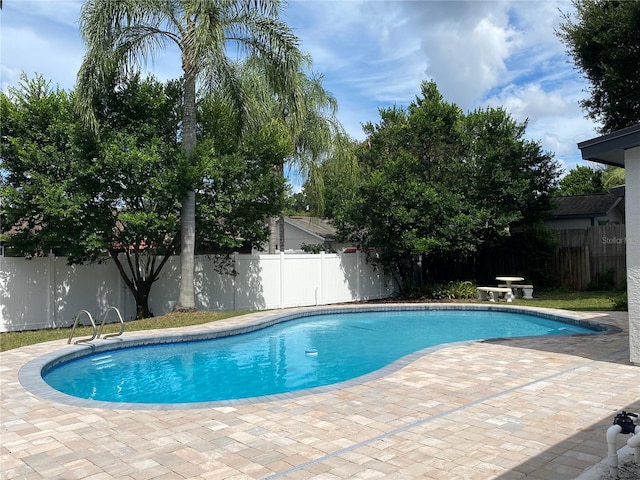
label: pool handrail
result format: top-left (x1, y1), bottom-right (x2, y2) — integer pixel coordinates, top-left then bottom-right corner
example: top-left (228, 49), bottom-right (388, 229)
top-left (67, 310), bottom-right (97, 344)
top-left (98, 306), bottom-right (125, 339)
top-left (67, 306), bottom-right (125, 344)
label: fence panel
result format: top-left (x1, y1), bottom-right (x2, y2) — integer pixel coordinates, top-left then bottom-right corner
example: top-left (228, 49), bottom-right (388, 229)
top-left (0, 256), bottom-right (52, 331)
top-left (321, 253), bottom-right (354, 304)
top-left (0, 256), bottom-right (130, 330)
top-left (546, 224), bottom-right (626, 289)
top-left (0, 251), bottom-right (394, 332)
top-left (148, 257), bottom-right (179, 316)
top-left (281, 253), bottom-right (322, 308)
top-left (547, 246), bottom-right (591, 290)
top-left (55, 261), bottom-right (126, 326)
top-left (586, 224), bottom-right (627, 286)
top-left (235, 254), bottom-right (275, 311)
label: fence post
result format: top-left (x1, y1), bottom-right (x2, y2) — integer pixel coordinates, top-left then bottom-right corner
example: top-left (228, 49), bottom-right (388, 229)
top-left (356, 250), bottom-right (362, 301)
top-left (116, 254), bottom-right (124, 318)
top-left (47, 253), bottom-right (57, 328)
top-left (279, 251), bottom-right (285, 309)
top-left (319, 251), bottom-right (325, 306)
top-left (232, 253), bottom-right (237, 312)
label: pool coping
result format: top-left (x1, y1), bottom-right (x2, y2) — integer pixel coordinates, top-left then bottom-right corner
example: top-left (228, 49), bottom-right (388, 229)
top-left (18, 303), bottom-right (622, 411)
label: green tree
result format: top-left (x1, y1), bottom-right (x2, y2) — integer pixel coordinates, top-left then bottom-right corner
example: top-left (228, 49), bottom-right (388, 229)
top-left (556, 165), bottom-right (606, 196)
top-left (462, 107), bottom-right (559, 228)
top-left (335, 82), bottom-right (560, 290)
top-left (1, 75), bottom-right (82, 256)
top-left (239, 60), bottom-right (351, 251)
top-left (284, 190), bottom-right (310, 216)
top-left (335, 82), bottom-right (468, 288)
top-left (1, 74), bottom-right (288, 318)
top-left (602, 165), bottom-right (625, 189)
top-left (304, 138), bottom-right (361, 220)
top-left (76, 0), bottom-right (304, 311)
top-left (557, 0), bottom-right (640, 133)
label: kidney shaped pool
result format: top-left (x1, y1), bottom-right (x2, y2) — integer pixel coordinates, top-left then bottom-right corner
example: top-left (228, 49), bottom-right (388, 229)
top-left (25, 305), bottom-right (609, 407)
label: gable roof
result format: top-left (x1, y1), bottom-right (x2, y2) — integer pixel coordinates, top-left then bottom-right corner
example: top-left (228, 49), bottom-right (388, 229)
top-left (283, 216), bottom-right (337, 241)
top-left (551, 191), bottom-right (623, 219)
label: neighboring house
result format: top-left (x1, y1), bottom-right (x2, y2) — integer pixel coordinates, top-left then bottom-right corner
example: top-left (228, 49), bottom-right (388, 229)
top-left (545, 186), bottom-right (625, 230)
top-left (265, 216), bottom-right (349, 253)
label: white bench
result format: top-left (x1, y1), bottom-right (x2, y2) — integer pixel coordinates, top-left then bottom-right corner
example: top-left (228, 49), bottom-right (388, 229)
top-left (476, 286), bottom-right (514, 303)
top-left (499, 284), bottom-right (534, 299)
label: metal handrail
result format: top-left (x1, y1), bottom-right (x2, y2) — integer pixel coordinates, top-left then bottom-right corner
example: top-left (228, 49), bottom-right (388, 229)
top-left (98, 306), bottom-right (125, 339)
top-left (67, 310), bottom-right (97, 344)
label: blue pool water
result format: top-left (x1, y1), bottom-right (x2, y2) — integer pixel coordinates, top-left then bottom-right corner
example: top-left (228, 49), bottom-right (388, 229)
top-left (43, 309), bottom-right (594, 404)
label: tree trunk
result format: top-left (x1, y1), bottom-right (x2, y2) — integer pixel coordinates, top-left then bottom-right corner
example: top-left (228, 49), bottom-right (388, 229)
top-left (177, 190), bottom-right (196, 310)
top-left (133, 281), bottom-right (154, 319)
top-left (109, 250), bottom-right (172, 320)
top-left (279, 214), bottom-right (286, 252)
top-left (268, 216), bottom-right (277, 253)
top-left (268, 161), bottom-right (286, 254)
top-left (176, 53), bottom-right (198, 311)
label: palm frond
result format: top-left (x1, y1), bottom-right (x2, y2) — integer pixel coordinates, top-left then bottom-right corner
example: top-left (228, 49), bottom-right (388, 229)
top-left (76, 0), bottom-right (182, 130)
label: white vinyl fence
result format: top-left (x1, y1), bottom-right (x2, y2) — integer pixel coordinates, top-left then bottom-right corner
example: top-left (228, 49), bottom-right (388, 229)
top-left (0, 251), bottom-right (395, 332)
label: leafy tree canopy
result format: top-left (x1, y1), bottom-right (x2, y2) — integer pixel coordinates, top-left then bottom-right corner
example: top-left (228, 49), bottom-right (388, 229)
top-left (557, 0), bottom-right (640, 133)
top-left (601, 165), bottom-right (625, 190)
top-left (1, 74), bottom-right (287, 318)
top-left (333, 81), bottom-right (560, 290)
top-left (77, 0), bottom-right (306, 311)
top-left (555, 165), bottom-right (606, 196)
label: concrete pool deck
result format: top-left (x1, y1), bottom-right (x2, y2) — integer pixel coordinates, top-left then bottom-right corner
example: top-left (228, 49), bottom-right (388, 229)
top-left (1, 305), bottom-right (639, 479)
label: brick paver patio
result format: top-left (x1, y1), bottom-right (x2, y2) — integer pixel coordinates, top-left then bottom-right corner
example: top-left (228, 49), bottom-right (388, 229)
top-left (1, 305), bottom-right (638, 479)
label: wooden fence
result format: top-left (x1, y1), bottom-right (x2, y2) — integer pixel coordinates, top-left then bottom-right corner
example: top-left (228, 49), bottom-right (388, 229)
top-left (475, 224), bottom-right (627, 290)
top-left (546, 224), bottom-right (627, 290)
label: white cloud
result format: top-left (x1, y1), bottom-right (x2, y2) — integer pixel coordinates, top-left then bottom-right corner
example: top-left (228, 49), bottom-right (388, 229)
top-left (486, 83), bottom-right (571, 123)
top-left (6, 0), bottom-right (83, 28)
top-left (421, 16), bottom-right (518, 107)
top-left (1, 24), bottom-right (83, 91)
top-left (1, 0), bottom-right (602, 173)
top-left (483, 80), bottom-right (597, 172)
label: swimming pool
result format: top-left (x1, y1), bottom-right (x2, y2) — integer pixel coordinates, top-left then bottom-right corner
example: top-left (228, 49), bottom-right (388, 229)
top-left (23, 305), bottom-right (612, 408)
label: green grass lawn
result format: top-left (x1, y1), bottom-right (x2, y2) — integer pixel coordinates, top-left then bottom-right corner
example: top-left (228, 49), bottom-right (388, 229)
top-left (0, 289), bottom-right (626, 352)
top-left (505, 288), bottom-right (627, 311)
top-left (0, 310), bottom-right (248, 352)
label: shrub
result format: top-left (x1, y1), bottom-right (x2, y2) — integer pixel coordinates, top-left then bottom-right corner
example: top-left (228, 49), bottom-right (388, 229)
top-left (429, 280), bottom-right (477, 300)
top-left (613, 292), bottom-right (628, 311)
top-left (587, 268), bottom-right (616, 291)
top-left (300, 243), bottom-right (335, 254)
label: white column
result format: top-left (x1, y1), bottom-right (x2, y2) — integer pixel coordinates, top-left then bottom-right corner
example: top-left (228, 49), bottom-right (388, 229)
top-left (625, 146), bottom-right (640, 365)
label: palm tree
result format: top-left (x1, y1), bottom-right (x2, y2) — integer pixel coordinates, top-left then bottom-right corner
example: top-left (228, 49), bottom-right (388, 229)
top-left (76, 0), bottom-right (304, 310)
top-left (241, 61), bottom-right (351, 252)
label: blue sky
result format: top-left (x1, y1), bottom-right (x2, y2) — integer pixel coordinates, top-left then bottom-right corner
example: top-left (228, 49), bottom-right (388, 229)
top-left (1, 0), bottom-right (602, 181)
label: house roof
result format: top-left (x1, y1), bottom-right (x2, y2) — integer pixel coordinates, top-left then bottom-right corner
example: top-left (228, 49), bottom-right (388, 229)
top-left (551, 192), bottom-right (623, 219)
top-left (578, 123), bottom-right (640, 167)
top-left (283, 216), bottom-right (337, 241)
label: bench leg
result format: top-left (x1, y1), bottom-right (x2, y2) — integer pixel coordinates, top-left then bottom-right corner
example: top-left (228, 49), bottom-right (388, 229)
top-left (489, 291), bottom-right (497, 302)
top-left (505, 291), bottom-right (514, 303)
top-left (477, 290), bottom-right (488, 301)
top-left (522, 288), bottom-right (533, 299)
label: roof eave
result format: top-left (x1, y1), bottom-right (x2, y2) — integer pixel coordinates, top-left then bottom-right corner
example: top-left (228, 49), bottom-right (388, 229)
top-left (578, 124), bottom-right (640, 167)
